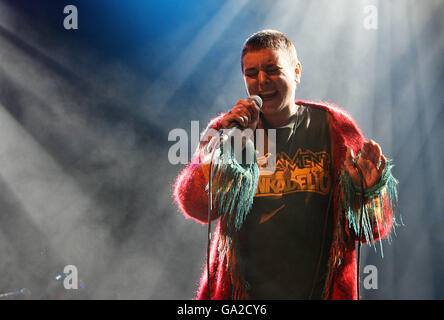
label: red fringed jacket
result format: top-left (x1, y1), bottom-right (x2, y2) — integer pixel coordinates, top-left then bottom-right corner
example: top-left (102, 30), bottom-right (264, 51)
top-left (173, 100), bottom-right (394, 300)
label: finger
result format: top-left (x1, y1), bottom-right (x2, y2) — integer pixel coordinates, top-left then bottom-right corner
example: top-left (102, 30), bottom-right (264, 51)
top-left (226, 98), bottom-right (259, 130)
top-left (221, 115), bottom-right (233, 129)
top-left (239, 108), bottom-right (253, 121)
top-left (378, 154), bottom-right (386, 174)
top-left (361, 143), bottom-right (372, 165)
top-left (245, 97), bottom-right (261, 110)
top-left (368, 140), bottom-right (381, 165)
top-left (356, 155), bottom-right (367, 172)
top-left (231, 107), bottom-right (248, 118)
top-left (235, 99), bottom-right (254, 109)
top-left (245, 102), bottom-right (260, 119)
top-left (228, 108), bottom-right (249, 127)
top-left (361, 141), bottom-right (379, 170)
top-left (233, 104), bottom-right (253, 120)
top-left (344, 148), bottom-right (361, 186)
top-left (344, 147), bottom-right (354, 167)
top-left (361, 142), bottom-right (371, 160)
top-left (235, 110), bottom-right (251, 128)
top-left (231, 114), bottom-right (247, 128)
top-left (246, 96), bottom-right (261, 108)
top-left (236, 99), bottom-right (259, 121)
top-left (361, 141), bottom-right (369, 155)
top-left (356, 158), bottom-right (374, 189)
top-left (223, 114), bottom-right (244, 129)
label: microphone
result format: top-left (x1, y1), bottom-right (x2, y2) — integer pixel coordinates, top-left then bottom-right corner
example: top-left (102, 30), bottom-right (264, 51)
top-left (205, 95), bottom-right (263, 154)
top-left (223, 95), bottom-right (263, 138)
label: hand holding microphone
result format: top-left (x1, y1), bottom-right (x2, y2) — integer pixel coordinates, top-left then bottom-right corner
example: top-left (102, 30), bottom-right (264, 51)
top-left (205, 96), bottom-right (262, 155)
top-left (221, 95), bottom-right (263, 132)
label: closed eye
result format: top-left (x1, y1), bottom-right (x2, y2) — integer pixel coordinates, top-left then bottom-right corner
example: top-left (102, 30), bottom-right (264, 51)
top-left (245, 69), bottom-right (258, 78)
top-left (266, 67), bottom-right (280, 74)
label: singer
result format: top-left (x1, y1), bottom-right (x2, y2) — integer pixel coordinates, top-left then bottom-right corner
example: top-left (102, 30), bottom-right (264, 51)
top-left (173, 30), bottom-right (399, 300)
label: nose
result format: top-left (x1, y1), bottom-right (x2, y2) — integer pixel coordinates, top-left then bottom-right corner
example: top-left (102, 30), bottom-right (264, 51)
top-left (258, 70), bottom-right (270, 87)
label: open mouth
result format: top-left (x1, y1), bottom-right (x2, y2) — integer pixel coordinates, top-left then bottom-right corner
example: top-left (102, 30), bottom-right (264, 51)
top-left (259, 91), bottom-right (278, 100)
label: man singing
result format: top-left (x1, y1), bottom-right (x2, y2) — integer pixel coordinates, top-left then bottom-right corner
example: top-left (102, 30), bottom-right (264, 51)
top-left (173, 30), bottom-right (399, 300)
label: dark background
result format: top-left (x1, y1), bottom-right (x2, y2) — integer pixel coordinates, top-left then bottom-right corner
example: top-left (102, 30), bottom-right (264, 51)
top-left (0, 0), bottom-right (442, 299)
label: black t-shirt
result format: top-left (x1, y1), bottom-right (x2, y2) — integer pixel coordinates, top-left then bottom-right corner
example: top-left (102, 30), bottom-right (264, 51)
top-left (238, 105), bottom-right (334, 299)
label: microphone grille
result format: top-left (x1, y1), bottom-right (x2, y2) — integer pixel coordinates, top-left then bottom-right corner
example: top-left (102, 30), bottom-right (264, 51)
top-left (249, 95), bottom-right (263, 109)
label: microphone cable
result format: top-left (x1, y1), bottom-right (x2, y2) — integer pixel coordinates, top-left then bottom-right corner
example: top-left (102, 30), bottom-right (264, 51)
top-left (206, 135), bottom-right (220, 300)
top-left (205, 96), bottom-right (262, 300)
top-left (355, 161), bottom-right (367, 300)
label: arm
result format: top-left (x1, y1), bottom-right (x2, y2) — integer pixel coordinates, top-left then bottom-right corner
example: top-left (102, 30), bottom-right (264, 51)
top-left (324, 102), bottom-right (400, 249)
top-left (173, 114), bottom-right (226, 224)
top-left (340, 141), bottom-right (400, 249)
top-left (173, 98), bottom-right (261, 226)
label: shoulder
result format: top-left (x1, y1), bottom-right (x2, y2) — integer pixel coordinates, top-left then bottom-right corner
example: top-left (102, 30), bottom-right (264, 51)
top-left (296, 100), bottom-right (355, 124)
top-left (296, 99), bottom-right (364, 139)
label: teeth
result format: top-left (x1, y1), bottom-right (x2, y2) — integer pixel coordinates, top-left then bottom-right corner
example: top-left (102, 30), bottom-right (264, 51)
top-left (260, 91), bottom-right (276, 98)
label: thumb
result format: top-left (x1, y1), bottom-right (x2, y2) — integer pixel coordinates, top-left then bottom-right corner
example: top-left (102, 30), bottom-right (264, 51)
top-left (344, 147), bottom-right (355, 167)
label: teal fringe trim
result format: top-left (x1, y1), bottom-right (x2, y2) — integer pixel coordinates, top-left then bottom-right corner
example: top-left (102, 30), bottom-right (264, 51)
top-left (337, 159), bottom-right (402, 258)
top-left (209, 138), bottom-right (259, 235)
top-left (206, 137), bottom-right (259, 299)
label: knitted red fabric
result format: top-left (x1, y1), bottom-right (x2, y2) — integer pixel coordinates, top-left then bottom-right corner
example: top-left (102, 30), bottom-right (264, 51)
top-left (173, 100), bottom-right (394, 300)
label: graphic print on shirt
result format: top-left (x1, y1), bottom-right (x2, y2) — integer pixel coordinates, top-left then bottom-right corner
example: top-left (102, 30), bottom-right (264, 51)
top-left (255, 147), bottom-right (331, 197)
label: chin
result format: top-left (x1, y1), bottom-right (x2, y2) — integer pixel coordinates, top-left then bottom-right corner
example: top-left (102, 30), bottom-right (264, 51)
top-left (261, 101), bottom-right (282, 114)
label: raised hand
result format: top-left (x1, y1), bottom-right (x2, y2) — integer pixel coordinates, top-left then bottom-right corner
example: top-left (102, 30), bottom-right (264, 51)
top-left (344, 140), bottom-right (386, 189)
top-left (221, 99), bottom-right (261, 131)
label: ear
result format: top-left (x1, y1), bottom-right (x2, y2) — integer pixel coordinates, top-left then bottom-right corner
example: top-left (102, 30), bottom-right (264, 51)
top-left (294, 61), bottom-right (302, 83)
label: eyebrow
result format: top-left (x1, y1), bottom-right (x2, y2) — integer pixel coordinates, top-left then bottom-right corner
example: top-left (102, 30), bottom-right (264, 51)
top-left (244, 63), bottom-right (279, 72)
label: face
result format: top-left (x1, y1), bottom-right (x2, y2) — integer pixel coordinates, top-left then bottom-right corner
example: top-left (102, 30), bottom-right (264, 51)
top-left (242, 48), bottom-right (301, 116)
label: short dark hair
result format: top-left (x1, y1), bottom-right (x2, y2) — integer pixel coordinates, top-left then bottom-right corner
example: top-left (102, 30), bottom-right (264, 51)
top-left (241, 29), bottom-right (298, 70)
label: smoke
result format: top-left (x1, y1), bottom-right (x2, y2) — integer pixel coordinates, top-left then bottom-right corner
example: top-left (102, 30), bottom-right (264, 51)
top-left (0, 0), bottom-right (443, 299)
top-left (0, 1), bottom-right (204, 299)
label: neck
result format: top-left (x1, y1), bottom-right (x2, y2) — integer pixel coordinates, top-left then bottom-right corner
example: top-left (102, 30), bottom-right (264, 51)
top-left (262, 101), bottom-right (299, 128)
